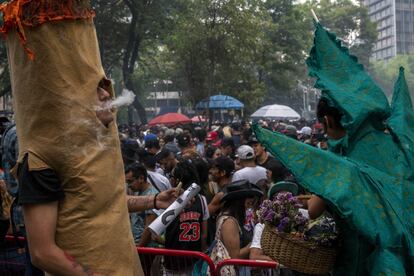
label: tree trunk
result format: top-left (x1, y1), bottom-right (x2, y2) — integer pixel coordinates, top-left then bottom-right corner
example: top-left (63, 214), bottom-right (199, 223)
top-left (122, 0), bottom-right (148, 124)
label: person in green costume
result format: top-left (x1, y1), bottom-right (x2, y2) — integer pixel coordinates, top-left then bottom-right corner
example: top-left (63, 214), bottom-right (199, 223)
top-left (254, 21), bottom-right (414, 275)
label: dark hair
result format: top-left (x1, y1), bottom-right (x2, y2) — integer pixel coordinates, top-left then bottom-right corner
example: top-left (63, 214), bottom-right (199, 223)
top-left (221, 137), bottom-right (235, 149)
top-left (164, 133), bottom-right (174, 143)
top-left (172, 159), bottom-right (200, 189)
top-left (125, 162), bottom-right (147, 179)
top-left (121, 139), bottom-right (139, 167)
top-left (155, 148), bottom-right (172, 163)
top-left (264, 159), bottom-right (289, 183)
top-left (221, 198), bottom-right (246, 227)
top-left (194, 128), bottom-right (207, 142)
top-left (316, 98), bottom-right (343, 128)
top-left (212, 156), bottom-right (235, 177)
top-left (142, 154), bottom-right (157, 170)
top-left (188, 156), bottom-right (209, 186)
top-left (176, 133), bottom-right (192, 148)
top-left (205, 146), bottom-right (219, 159)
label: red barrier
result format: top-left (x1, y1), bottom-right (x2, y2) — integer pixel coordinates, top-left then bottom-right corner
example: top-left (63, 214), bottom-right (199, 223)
top-left (5, 236), bottom-right (25, 243)
top-left (3, 237), bottom-right (278, 276)
top-left (137, 247), bottom-right (216, 276)
top-left (215, 258), bottom-right (278, 275)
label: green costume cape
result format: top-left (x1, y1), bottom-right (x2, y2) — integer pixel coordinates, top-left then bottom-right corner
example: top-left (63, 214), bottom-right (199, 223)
top-left (254, 22), bottom-right (414, 275)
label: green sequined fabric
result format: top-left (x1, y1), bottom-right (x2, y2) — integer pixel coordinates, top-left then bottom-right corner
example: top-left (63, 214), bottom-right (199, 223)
top-left (254, 22), bottom-right (414, 275)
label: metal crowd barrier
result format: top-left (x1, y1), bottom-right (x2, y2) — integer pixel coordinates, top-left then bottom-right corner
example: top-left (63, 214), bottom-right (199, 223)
top-left (2, 236), bottom-right (279, 276)
top-left (137, 247), bottom-right (217, 275)
top-left (137, 247), bottom-right (279, 276)
top-left (215, 258), bottom-right (278, 275)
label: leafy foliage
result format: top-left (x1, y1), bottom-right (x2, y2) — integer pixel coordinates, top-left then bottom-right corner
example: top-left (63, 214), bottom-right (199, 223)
top-left (0, 0), bottom-right (378, 118)
top-left (371, 54), bottom-right (414, 102)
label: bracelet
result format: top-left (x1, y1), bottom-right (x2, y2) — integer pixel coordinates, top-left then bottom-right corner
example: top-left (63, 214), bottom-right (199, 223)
top-left (153, 193), bottom-right (159, 209)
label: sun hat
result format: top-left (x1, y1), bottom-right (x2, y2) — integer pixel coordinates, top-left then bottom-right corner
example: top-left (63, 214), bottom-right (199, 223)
top-left (220, 180), bottom-right (263, 203)
top-left (268, 181), bottom-right (299, 199)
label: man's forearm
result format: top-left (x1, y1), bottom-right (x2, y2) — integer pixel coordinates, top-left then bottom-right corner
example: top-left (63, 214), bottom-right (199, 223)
top-left (138, 214), bottom-right (156, 247)
top-left (126, 195), bottom-right (155, 213)
top-left (31, 244), bottom-right (98, 276)
top-left (23, 202), bottom-right (101, 276)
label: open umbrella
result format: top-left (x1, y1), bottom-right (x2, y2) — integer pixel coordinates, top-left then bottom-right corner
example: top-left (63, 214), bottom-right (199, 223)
top-left (251, 104), bottom-right (300, 120)
top-left (148, 113), bottom-right (191, 126)
top-left (191, 115), bottom-right (208, 123)
top-left (195, 95), bottom-right (244, 110)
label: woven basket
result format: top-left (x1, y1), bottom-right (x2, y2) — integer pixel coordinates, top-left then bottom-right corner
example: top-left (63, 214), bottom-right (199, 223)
top-left (261, 224), bottom-right (337, 274)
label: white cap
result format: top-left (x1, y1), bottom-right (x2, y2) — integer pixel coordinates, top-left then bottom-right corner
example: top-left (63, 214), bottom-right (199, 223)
top-left (298, 126), bottom-right (312, 136)
top-left (236, 145), bottom-right (255, 160)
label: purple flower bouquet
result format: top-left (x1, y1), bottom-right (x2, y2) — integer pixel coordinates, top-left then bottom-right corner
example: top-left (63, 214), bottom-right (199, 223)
top-left (257, 194), bottom-right (338, 273)
top-left (257, 192), bottom-right (308, 236)
top-left (257, 192), bottom-right (338, 247)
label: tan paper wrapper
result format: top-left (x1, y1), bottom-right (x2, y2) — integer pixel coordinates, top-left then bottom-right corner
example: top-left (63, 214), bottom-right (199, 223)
top-left (6, 19), bottom-right (143, 275)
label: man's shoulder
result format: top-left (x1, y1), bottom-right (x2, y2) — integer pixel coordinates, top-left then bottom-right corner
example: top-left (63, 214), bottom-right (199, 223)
top-left (148, 170), bottom-right (166, 180)
top-left (148, 170), bottom-right (171, 190)
top-left (141, 186), bottom-right (158, 196)
top-left (256, 165), bottom-right (267, 171)
top-left (245, 166), bottom-right (266, 173)
top-left (233, 168), bottom-right (247, 176)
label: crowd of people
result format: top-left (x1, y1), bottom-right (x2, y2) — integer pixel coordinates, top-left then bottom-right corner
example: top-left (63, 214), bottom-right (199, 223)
top-left (113, 118), bottom-right (329, 275)
top-left (1, 1), bottom-right (411, 274)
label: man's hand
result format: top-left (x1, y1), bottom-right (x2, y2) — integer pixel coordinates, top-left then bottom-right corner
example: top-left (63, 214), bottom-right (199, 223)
top-left (156, 189), bottom-right (177, 209)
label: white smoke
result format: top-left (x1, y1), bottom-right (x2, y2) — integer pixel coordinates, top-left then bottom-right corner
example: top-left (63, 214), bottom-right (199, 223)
top-left (110, 89), bottom-right (136, 108)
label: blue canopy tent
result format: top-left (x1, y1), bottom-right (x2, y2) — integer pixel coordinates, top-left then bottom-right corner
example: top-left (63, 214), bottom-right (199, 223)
top-left (195, 95), bottom-right (244, 122)
top-left (195, 95), bottom-right (244, 110)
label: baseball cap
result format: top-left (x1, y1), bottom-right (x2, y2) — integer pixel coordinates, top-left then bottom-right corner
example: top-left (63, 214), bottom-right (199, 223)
top-left (298, 126), bottom-right (312, 136)
top-left (145, 138), bottom-right (160, 149)
top-left (206, 131), bottom-right (218, 141)
top-left (144, 133), bottom-right (157, 142)
top-left (284, 125), bottom-right (297, 139)
top-left (236, 145), bottom-right (255, 160)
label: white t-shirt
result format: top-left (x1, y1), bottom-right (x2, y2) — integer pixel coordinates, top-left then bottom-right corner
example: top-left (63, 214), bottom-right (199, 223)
top-left (250, 223), bottom-right (265, 249)
top-left (147, 170), bottom-right (172, 191)
top-left (232, 166), bottom-right (267, 185)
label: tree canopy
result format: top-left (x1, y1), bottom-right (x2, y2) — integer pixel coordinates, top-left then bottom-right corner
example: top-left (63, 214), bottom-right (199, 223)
top-left (371, 54), bottom-right (414, 103)
top-left (0, 0), bottom-right (378, 121)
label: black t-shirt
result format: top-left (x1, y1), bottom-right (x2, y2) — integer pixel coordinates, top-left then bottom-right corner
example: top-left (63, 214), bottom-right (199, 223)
top-left (18, 155), bottom-right (64, 205)
top-left (165, 194), bottom-right (207, 270)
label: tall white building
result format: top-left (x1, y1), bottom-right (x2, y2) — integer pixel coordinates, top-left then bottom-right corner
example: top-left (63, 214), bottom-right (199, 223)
top-left (365, 0), bottom-right (414, 61)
